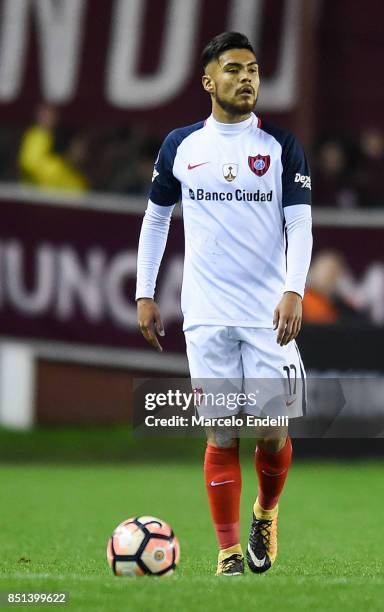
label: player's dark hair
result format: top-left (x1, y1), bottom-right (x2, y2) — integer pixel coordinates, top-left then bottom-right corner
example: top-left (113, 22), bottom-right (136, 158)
top-left (201, 32), bottom-right (255, 70)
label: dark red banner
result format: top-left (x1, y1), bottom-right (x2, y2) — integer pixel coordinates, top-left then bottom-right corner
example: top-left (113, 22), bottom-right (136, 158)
top-left (0, 0), bottom-right (303, 131)
top-left (0, 0), bottom-right (382, 137)
top-left (0, 197), bottom-right (183, 351)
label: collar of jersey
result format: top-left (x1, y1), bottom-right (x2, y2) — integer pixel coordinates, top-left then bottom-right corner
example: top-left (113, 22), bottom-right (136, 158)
top-left (206, 112), bottom-right (256, 134)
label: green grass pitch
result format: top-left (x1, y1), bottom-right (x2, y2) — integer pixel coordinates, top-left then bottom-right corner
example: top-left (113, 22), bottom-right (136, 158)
top-left (1, 460), bottom-right (383, 611)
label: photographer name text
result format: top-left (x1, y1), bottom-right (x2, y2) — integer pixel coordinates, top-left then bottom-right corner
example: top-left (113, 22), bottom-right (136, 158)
top-left (144, 415), bottom-right (288, 428)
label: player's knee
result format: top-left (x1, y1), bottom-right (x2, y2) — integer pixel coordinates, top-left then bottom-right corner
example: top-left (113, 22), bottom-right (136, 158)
top-left (206, 427), bottom-right (238, 448)
top-left (256, 436), bottom-right (287, 453)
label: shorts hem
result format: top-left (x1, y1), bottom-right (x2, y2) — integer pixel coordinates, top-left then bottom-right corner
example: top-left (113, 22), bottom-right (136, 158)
top-left (183, 320), bottom-right (274, 331)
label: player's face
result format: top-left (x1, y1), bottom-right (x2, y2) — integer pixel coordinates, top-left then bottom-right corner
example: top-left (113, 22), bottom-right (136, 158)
top-left (203, 48), bottom-right (260, 119)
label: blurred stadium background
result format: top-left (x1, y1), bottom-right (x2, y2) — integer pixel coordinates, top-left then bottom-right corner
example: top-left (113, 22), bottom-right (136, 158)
top-left (1, 1), bottom-right (383, 608)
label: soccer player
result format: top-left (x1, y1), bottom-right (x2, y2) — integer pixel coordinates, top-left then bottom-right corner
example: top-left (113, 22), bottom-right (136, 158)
top-left (136, 32), bottom-right (312, 576)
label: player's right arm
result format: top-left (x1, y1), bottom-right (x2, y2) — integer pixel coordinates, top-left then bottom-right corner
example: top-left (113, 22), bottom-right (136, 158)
top-left (136, 202), bottom-right (174, 352)
top-left (136, 132), bottom-right (181, 351)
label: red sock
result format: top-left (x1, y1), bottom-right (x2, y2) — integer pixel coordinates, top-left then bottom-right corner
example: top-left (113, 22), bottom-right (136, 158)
top-left (204, 444), bottom-right (242, 550)
top-left (255, 437), bottom-right (292, 510)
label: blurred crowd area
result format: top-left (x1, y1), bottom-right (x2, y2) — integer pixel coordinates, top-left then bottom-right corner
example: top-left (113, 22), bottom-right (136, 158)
top-left (1, 104), bottom-right (384, 207)
top-left (302, 250), bottom-right (384, 326)
top-left (0, 104), bottom-right (161, 197)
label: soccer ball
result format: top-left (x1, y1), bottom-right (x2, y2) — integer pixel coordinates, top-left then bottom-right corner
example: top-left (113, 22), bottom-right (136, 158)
top-left (107, 516), bottom-right (180, 577)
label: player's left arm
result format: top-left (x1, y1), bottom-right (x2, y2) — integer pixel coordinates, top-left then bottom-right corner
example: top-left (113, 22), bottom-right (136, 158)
top-left (274, 134), bottom-right (313, 346)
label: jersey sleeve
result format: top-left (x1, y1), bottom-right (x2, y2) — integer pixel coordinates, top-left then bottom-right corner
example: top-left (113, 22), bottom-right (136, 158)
top-left (281, 134), bottom-right (312, 208)
top-left (135, 201), bottom-right (174, 300)
top-left (149, 132), bottom-right (181, 206)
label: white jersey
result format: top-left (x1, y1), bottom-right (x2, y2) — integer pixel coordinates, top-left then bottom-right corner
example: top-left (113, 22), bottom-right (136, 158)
top-left (144, 113), bottom-right (312, 330)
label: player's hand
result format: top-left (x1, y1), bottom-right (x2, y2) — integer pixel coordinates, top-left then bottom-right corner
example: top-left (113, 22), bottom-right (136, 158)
top-left (137, 298), bottom-right (165, 352)
top-left (273, 292), bottom-right (302, 346)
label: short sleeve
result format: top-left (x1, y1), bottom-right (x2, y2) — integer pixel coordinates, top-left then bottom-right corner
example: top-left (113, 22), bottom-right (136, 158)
top-left (281, 134), bottom-right (312, 207)
top-left (149, 132), bottom-right (181, 206)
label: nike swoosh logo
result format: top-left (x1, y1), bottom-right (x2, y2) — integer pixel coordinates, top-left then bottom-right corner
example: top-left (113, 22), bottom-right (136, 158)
top-left (210, 479), bottom-right (235, 487)
top-left (247, 544), bottom-right (266, 567)
top-left (286, 399), bottom-right (296, 406)
top-left (188, 162), bottom-right (210, 170)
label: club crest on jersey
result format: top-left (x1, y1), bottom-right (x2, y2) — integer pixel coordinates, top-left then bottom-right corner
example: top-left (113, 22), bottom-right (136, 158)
top-left (222, 163), bottom-right (238, 182)
top-left (248, 154), bottom-right (271, 177)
